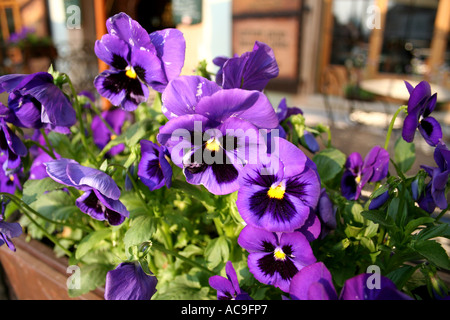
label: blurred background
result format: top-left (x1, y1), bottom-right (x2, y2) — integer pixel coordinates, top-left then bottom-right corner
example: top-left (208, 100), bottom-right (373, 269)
top-left (0, 0), bottom-right (449, 144)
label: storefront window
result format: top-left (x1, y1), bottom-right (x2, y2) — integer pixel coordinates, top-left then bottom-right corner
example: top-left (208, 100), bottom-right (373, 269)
top-left (379, 0), bottom-right (439, 75)
top-left (330, 0), bottom-right (374, 68)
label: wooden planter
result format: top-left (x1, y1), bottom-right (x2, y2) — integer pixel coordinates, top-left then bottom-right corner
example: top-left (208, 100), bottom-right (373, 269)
top-left (0, 235), bottom-right (104, 300)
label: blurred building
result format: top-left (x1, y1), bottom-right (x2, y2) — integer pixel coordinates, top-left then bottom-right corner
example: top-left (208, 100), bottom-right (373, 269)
top-left (0, 0), bottom-right (448, 104)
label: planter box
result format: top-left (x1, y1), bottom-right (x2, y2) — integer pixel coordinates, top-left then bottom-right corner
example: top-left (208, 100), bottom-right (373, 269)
top-left (0, 235), bottom-right (104, 300)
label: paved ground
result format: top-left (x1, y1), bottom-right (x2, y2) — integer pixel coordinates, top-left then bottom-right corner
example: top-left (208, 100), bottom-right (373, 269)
top-left (0, 93), bottom-right (449, 299)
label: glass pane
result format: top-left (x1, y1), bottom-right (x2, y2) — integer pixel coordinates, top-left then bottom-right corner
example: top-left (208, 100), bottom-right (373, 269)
top-left (330, 0), bottom-right (375, 68)
top-left (379, 0), bottom-right (439, 75)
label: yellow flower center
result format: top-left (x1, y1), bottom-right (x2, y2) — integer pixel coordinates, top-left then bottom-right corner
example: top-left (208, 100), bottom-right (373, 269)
top-left (355, 175), bottom-right (361, 184)
top-left (110, 134), bottom-right (117, 140)
top-left (267, 183), bottom-right (285, 200)
top-left (125, 66), bottom-right (137, 79)
top-left (9, 175), bottom-right (14, 182)
top-left (205, 138), bottom-right (221, 152)
top-left (274, 247), bottom-right (286, 261)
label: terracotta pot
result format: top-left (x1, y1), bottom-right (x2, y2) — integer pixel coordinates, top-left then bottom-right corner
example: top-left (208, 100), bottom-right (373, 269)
top-left (0, 235), bottom-right (104, 300)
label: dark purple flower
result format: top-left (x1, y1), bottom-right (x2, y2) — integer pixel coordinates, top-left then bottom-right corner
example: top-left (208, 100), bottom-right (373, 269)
top-left (238, 225), bottom-right (316, 292)
top-left (91, 108), bottom-right (127, 156)
top-left (340, 273), bottom-right (412, 300)
top-left (420, 142), bottom-right (450, 209)
top-left (289, 262), bottom-right (412, 300)
top-left (214, 41), bottom-right (279, 91)
top-left (209, 261), bottom-right (253, 300)
top-left (138, 140), bottom-right (172, 191)
top-left (0, 205), bottom-right (22, 252)
top-left (402, 81), bottom-right (442, 146)
top-left (45, 158), bottom-right (129, 225)
top-left (29, 151), bottom-right (57, 180)
top-left (236, 137), bottom-right (321, 232)
top-left (289, 262), bottom-right (338, 300)
top-left (0, 156), bottom-right (21, 194)
top-left (158, 76), bottom-right (278, 195)
top-left (0, 117), bottom-right (27, 171)
top-left (105, 262), bottom-right (158, 300)
top-left (412, 179), bottom-right (437, 214)
top-left (369, 190), bottom-right (390, 210)
top-left (0, 72), bottom-right (76, 130)
top-left (95, 13), bottom-right (186, 111)
top-left (341, 146), bottom-right (389, 200)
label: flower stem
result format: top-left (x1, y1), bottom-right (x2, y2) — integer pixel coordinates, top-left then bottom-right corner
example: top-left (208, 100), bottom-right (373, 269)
top-left (40, 128), bottom-right (57, 159)
top-left (151, 242), bottom-right (214, 276)
top-left (384, 105), bottom-right (407, 150)
top-left (65, 74), bottom-right (98, 165)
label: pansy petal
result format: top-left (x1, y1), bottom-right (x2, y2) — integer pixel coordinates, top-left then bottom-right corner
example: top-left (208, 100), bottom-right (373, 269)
top-left (195, 89), bottom-right (279, 129)
top-left (45, 158), bottom-right (79, 187)
top-left (402, 112), bottom-right (419, 143)
top-left (161, 75), bottom-right (221, 119)
top-left (149, 28), bottom-right (186, 90)
top-left (130, 48), bottom-right (166, 86)
top-left (105, 262), bottom-right (158, 300)
top-left (106, 12), bottom-right (153, 49)
top-left (237, 225), bottom-right (278, 253)
top-left (289, 262), bottom-right (337, 300)
top-left (408, 81), bottom-right (430, 113)
top-left (208, 276), bottom-right (236, 300)
top-left (21, 73), bottom-right (76, 128)
top-left (66, 163), bottom-right (121, 200)
top-left (418, 116), bottom-right (442, 146)
top-left (94, 34), bottom-right (130, 69)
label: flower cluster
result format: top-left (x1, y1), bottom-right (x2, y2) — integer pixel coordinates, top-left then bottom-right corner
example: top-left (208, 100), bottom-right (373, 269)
top-left (0, 12), bottom-right (448, 302)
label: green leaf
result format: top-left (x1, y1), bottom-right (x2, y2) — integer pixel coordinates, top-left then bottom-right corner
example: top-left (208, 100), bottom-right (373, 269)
top-left (204, 236), bottom-right (230, 269)
top-left (123, 215), bottom-right (157, 250)
top-left (361, 210), bottom-right (395, 228)
top-left (416, 223), bottom-right (450, 241)
top-left (75, 228), bottom-right (112, 260)
top-left (413, 240), bottom-right (450, 270)
top-left (312, 148), bottom-right (346, 182)
top-left (387, 265), bottom-right (420, 289)
top-left (29, 190), bottom-right (79, 222)
top-left (22, 177), bottom-right (66, 204)
top-left (404, 217), bottom-right (435, 235)
top-left (68, 263), bottom-right (110, 297)
top-left (394, 136), bottom-right (416, 173)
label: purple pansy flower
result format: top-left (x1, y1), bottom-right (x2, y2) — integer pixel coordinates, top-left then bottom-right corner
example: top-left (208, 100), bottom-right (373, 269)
top-left (289, 262), bottom-right (412, 300)
top-left (138, 140), bottom-right (172, 191)
top-left (158, 76), bottom-right (278, 195)
top-left (412, 179), bottom-right (437, 214)
top-left (341, 146), bottom-right (389, 200)
top-left (420, 142), bottom-right (450, 210)
top-left (369, 190), bottom-right (390, 210)
top-left (236, 137), bottom-right (321, 232)
top-left (0, 156), bottom-right (21, 194)
top-left (0, 72), bottom-right (76, 131)
top-left (91, 108), bottom-right (127, 156)
top-left (209, 261), bottom-right (253, 300)
top-left (339, 273), bottom-right (413, 300)
top-left (105, 262), bottom-right (158, 300)
top-left (289, 262), bottom-right (338, 300)
top-left (0, 202), bottom-right (22, 252)
top-left (213, 41), bottom-right (279, 92)
top-left (45, 158), bottom-right (129, 225)
top-left (95, 13), bottom-right (185, 111)
top-left (238, 225), bottom-right (316, 293)
top-left (402, 81), bottom-right (442, 146)
top-left (0, 117), bottom-right (27, 171)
